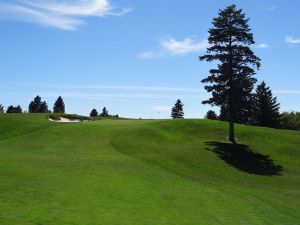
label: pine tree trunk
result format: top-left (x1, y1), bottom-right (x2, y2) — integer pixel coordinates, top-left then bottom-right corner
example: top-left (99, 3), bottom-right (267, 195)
top-left (229, 120), bottom-right (236, 144)
top-left (229, 103), bottom-right (236, 144)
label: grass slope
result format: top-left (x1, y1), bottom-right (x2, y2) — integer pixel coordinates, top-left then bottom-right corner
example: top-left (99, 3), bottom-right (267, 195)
top-left (0, 114), bottom-right (299, 225)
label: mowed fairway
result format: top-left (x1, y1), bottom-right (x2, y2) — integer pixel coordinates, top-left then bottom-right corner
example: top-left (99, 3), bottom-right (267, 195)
top-left (0, 114), bottom-right (299, 225)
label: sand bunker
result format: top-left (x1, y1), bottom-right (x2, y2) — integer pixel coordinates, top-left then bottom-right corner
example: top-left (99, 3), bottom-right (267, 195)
top-left (49, 117), bottom-right (89, 123)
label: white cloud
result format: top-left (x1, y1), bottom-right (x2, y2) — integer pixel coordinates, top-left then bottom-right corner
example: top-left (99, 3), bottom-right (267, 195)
top-left (285, 36), bottom-right (300, 44)
top-left (0, 0), bottom-right (131, 30)
top-left (162, 38), bottom-right (209, 55)
top-left (256, 43), bottom-right (269, 49)
top-left (138, 37), bottom-right (209, 59)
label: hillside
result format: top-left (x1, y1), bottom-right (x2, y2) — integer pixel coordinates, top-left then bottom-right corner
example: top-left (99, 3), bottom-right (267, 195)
top-left (0, 114), bottom-right (299, 225)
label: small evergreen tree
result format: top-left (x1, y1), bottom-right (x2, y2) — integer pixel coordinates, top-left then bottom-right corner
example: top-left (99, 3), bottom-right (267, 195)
top-left (90, 109), bottom-right (98, 117)
top-left (205, 110), bottom-right (218, 120)
top-left (253, 81), bottom-right (280, 128)
top-left (53, 96), bottom-right (65, 114)
top-left (100, 107), bottom-right (109, 117)
top-left (0, 104), bottom-right (4, 113)
top-left (199, 5), bottom-right (260, 143)
top-left (171, 99), bottom-right (184, 119)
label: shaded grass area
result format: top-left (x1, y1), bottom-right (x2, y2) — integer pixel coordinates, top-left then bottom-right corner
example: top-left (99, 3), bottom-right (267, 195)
top-left (205, 142), bottom-right (283, 176)
top-left (0, 114), bottom-right (299, 225)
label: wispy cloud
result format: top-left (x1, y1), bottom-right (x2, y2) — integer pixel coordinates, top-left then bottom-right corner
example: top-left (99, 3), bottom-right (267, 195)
top-left (138, 37), bottom-right (209, 59)
top-left (254, 4), bottom-right (278, 11)
top-left (42, 92), bottom-right (203, 100)
top-left (152, 106), bottom-right (171, 112)
top-left (8, 82), bottom-right (204, 93)
top-left (0, 0), bottom-right (131, 30)
top-left (256, 43), bottom-right (269, 49)
top-left (274, 90), bottom-right (300, 94)
top-left (285, 36), bottom-right (300, 44)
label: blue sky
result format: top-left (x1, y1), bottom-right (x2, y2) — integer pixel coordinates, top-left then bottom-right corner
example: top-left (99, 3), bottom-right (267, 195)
top-left (1, 0), bottom-right (300, 118)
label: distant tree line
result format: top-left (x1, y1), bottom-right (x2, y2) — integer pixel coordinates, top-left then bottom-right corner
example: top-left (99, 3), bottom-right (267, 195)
top-left (0, 104), bottom-right (23, 114)
top-left (90, 107), bottom-right (119, 118)
top-left (280, 112), bottom-right (300, 131)
top-left (0, 96), bottom-right (65, 114)
top-left (204, 81), bottom-right (300, 131)
top-left (6, 105), bottom-right (23, 113)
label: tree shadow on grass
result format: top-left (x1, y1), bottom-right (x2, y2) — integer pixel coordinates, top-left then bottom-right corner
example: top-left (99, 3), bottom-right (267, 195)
top-left (205, 142), bottom-right (283, 176)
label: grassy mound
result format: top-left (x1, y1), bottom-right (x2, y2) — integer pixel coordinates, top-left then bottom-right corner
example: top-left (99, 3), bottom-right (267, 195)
top-left (0, 114), bottom-right (299, 225)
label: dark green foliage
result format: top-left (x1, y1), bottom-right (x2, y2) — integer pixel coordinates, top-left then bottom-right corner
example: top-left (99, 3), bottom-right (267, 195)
top-left (205, 110), bottom-right (218, 120)
top-left (28, 101), bottom-right (35, 113)
top-left (253, 82), bottom-right (280, 128)
top-left (53, 96), bottom-right (65, 114)
top-left (218, 103), bottom-right (253, 124)
top-left (15, 105), bottom-right (22, 113)
top-left (90, 109), bottom-right (98, 117)
top-left (29, 96), bottom-right (49, 113)
top-left (100, 107), bottom-right (109, 117)
top-left (280, 112), bottom-right (300, 131)
top-left (6, 105), bottom-right (22, 113)
top-left (171, 99), bottom-right (184, 119)
top-left (6, 106), bottom-right (14, 113)
top-left (219, 105), bottom-right (228, 121)
top-left (0, 104), bottom-right (4, 113)
top-left (200, 4), bottom-right (260, 143)
top-left (40, 101), bottom-right (49, 113)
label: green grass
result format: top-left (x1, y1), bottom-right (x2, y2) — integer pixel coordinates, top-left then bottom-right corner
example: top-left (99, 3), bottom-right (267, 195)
top-left (0, 114), bottom-right (299, 225)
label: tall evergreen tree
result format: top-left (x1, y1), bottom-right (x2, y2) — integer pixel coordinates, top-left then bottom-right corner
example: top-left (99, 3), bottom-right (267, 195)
top-left (0, 104), bottom-right (4, 113)
top-left (199, 4), bottom-right (260, 143)
top-left (53, 96), bottom-right (65, 114)
top-left (100, 107), bottom-right (109, 117)
top-left (171, 99), bottom-right (184, 119)
top-left (253, 81), bottom-right (280, 128)
top-left (90, 109), bottom-right (98, 117)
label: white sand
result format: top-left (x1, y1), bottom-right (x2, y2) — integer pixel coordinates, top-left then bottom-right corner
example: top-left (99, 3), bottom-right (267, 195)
top-left (49, 117), bottom-right (89, 123)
